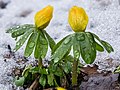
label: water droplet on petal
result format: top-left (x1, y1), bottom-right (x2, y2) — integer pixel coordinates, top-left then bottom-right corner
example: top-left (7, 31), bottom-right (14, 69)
top-left (29, 42), bottom-right (35, 48)
top-left (64, 37), bottom-right (71, 44)
top-left (54, 57), bottom-right (59, 63)
top-left (76, 33), bottom-right (85, 41)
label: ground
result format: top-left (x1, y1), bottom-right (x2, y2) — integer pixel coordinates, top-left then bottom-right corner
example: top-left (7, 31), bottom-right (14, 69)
top-left (0, 0), bottom-right (120, 90)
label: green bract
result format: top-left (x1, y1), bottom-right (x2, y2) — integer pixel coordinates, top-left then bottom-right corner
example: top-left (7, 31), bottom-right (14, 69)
top-left (52, 32), bottom-right (114, 64)
top-left (6, 24), bottom-right (55, 59)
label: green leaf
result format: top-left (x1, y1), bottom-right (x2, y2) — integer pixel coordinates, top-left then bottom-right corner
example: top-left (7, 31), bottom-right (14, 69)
top-left (95, 42), bottom-right (104, 52)
top-left (78, 32), bottom-right (96, 64)
top-left (91, 33), bottom-right (114, 53)
top-left (34, 30), bottom-right (48, 59)
top-left (40, 68), bottom-right (48, 75)
top-left (24, 32), bottom-right (38, 57)
top-left (43, 30), bottom-right (56, 50)
top-left (73, 33), bottom-right (81, 59)
top-left (52, 35), bottom-right (73, 63)
top-left (54, 67), bottom-right (63, 76)
top-left (48, 64), bottom-right (57, 73)
top-left (6, 24), bottom-right (34, 33)
top-left (39, 75), bottom-right (46, 87)
top-left (47, 73), bottom-right (54, 86)
top-left (101, 40), bottom-right (114, 53)
top-left (114, 66), bottom-right (120, 73)
top-left (64, 55), bottom-right (74, 62)
top-left (52, 35), bottom-right (70, 54)
top-left (29, 67), bottom-right (39, 74)
top-left (12, 30), bottom-right (27, 38)
top-left (7, 24), bottom-right (35, 38)
top-left (63, 62), bottom-right (72, 74)
top-left (15, 76), bottom-right (25, 86)
top-left (14, 29), bottom-right (33, 51)
top-left (22, 65), bottom-right (32, 77)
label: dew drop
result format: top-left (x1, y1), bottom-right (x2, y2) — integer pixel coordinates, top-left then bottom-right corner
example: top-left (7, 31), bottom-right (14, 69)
top-left (16, 42), bottom-right (20, 46)
top-left (14, 33), bottom-right (17, 36)
top-left (87, 33), bottom-right (92, 39)
top-left (23, 26), bottom-right (26, 29)
top-left (76, 33), bottom-right (85, 41)
top-left (41, 55), bottom-right (44, 59)
top-left (29, 42), bottom-right (35, 48)
top-left (90, 43), bottom-right (93, 46)
top-left (17, 32), bottom-right (19, 35)
top-left (92, 47), bottom-right (95, 51)
top-left (39, 36), bottom-right (47, 45)
top-left (25, 52), bottom-right (29, 57)
top-left (24, 36), bottom-right (27, 39)
top-left (103, 42), bottom-right (110, 47)
top-left (83, 48), bottom-right (88, 52)
top-left (85, 54), bottom-right (91, 61)
top-left (54, 57), bottom-right (59, 63)
top-left (41, 41), bottom-right (47, 45)
top-left (16, 26), bottom-right (20, 28)
top-left (13, 49), bottom-right (16, 52)
top-left (90, 39), bottom-right (93, 43)
top-left (74, 50), bottom-right (80, 59)
top-left (64, 37), bottom-right (71, 44)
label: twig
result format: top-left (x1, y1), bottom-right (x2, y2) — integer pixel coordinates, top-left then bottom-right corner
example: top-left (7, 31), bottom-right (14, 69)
top-left (28, 76), bottom-right (39, 90)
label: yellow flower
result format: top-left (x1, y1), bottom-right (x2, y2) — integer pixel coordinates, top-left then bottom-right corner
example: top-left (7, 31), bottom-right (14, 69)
top-left (56, 87), bottom-right (66, 90)
top-left (34, 5), bottom-right (53, 29)
top-left (68, 6), bottom-right (88, 32)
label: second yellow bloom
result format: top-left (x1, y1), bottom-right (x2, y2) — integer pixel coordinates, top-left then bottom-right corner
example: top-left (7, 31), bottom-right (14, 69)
top-left (68, 6), bottom-right (89, 32)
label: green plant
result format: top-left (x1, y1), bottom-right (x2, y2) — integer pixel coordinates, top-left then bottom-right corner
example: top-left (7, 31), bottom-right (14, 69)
top-left (6, 5), bottom-right (114, 90)
top-left (6, 5), bottom-right (57, 88)
top-left (51, 6), bottom-right (114, 86)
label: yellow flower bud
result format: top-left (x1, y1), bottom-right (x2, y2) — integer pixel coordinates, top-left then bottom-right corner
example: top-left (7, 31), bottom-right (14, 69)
top-left (68, 6), bottom-right (88, 32)
top-left (34, 5), bottom-right (53, 29)
top-left (56, 87), bottom-right (66, 90)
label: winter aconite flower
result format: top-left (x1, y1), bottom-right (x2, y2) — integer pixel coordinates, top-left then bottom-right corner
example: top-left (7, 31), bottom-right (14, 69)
top-left (68, 6), bottom-right (88, 32)
top-left (56, 87), bottom-right (66, 90)
top-left (34, 5), bottom-right (53, 29)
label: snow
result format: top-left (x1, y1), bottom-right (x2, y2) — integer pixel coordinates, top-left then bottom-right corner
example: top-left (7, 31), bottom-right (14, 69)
top-left (0, 0), bottom-right (120, 89)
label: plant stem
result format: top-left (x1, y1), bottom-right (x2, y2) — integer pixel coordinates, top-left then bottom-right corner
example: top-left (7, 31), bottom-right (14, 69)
top-left (72, 59), bottom-right (78, 86)
top-left (38, 58), bottom-right (42, 67)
